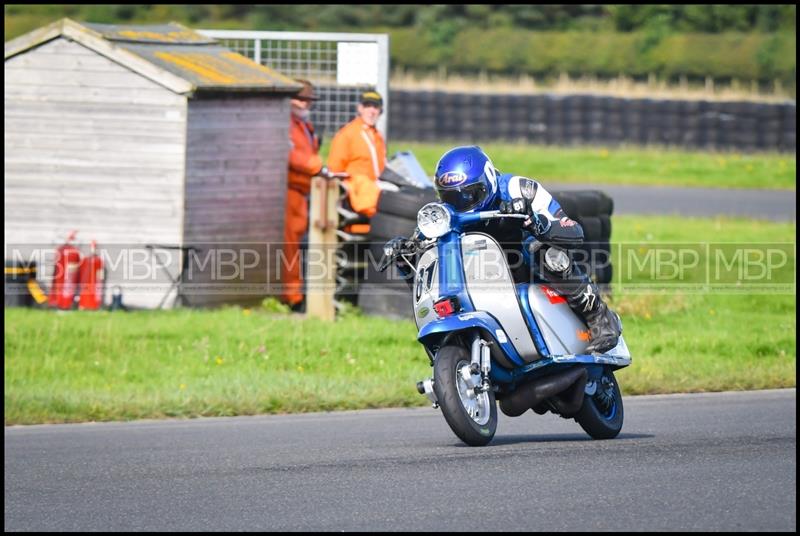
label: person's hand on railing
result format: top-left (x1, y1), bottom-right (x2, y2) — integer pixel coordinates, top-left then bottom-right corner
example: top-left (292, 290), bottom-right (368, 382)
top-left (318, 166), bottom-right (349, 180)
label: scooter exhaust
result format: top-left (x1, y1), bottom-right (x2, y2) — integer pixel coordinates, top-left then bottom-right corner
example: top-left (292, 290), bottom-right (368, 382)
top-left (546, 368), bottom-right (587, 418)
top-left (499, 367), bottom-right (588, 417)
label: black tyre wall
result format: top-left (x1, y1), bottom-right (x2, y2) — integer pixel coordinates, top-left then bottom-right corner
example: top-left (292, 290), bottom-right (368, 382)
top-left (377, 188), bottom-right (438, 220)
top-left (368, 212), bottom-right (418, 241)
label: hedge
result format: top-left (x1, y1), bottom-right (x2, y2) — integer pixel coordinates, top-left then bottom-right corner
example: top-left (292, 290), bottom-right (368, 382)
top-left (389, 29), bottom-right (796, 85)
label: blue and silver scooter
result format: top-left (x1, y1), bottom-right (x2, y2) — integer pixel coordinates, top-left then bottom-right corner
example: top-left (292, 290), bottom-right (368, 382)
top-left (380, 202), bottom-right (632, 446)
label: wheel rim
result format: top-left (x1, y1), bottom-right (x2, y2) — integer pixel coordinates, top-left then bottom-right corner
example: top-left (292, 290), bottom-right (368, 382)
top-left (455, 359), bottom-right (491, 426)
top-left (594, 375), bottom-right (617, 421)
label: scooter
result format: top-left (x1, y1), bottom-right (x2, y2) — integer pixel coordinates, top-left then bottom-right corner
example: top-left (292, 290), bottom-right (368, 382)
top-left (379, 202), bottom-right (631, 446)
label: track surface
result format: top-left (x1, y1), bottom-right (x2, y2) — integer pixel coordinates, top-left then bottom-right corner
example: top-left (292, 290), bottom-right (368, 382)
top-left (551, 183), bottom-right (796, 221)
top-left (5, 389), bottom-right (795, 531)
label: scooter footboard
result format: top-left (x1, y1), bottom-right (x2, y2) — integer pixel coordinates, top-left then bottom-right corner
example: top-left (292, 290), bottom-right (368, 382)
top-left (417, 312), bottom-right (526, 368)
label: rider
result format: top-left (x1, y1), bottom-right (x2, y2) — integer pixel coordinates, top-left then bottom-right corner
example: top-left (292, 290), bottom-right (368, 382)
top-left (417, 145), bottom-right (621, 354)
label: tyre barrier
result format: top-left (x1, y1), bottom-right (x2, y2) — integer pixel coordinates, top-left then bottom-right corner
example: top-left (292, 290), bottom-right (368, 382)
top-left (357, 185), bottom-right (434, 316)
top-left (333, 148), bottom-right (618, 318)
top-left (376, 188), bottom-right (438, 220)
top-left (352, 187), bottom-right (616, 318)
top-left (368, 211), bottom-right (419, 241)
top-left (388, 89), bottom-right (795, 152)
top-left (551, 190), bottom-right (614, 286)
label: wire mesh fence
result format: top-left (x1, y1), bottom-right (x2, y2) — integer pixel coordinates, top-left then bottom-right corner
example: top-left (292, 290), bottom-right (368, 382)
top-left (198, 30), bottom-right (389, 140)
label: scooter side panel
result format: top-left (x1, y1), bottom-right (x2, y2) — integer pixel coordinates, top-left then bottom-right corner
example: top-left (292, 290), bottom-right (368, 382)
top-left (527, 284), bottom-right (591, 355)
top-left (413, 246), bottom-right (440, 331)
top-left (461, 233), bottom-right (540, 363)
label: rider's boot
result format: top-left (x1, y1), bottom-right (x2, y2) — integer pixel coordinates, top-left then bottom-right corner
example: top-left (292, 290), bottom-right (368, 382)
top-left (563, 281), bottom-right (622, 354)
top-left (539, 246), bottom-right (621, 354)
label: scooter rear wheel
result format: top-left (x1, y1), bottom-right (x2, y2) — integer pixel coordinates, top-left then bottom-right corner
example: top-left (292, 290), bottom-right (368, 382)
top-left (575, 368), bottom-right (624, 439)
top-left (433, 345), bottom-right (497, 446)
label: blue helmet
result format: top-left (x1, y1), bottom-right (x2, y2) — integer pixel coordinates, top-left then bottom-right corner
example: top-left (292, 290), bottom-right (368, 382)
top-left (434, 146), bottom-right (498, 212)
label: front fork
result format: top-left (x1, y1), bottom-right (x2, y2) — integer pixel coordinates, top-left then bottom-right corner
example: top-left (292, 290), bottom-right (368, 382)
top-left (467, 334), bottom-right (492, 394)
top-left (417, 333), bottom-right (492, 408)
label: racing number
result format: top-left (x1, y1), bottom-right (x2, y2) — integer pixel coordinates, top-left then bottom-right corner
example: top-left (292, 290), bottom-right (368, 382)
top-left (415, 260), bottom-right (437, 302)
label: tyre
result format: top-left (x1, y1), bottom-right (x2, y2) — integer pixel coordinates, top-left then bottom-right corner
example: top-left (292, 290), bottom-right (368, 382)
top-left (368, 212), bottom-right (417, 241)
top-left (577, 215), bottom-right (603, 243)
top-left (551, 191), bottom-right (580, 219)
top-left (599, 215), bottom-right (612, 240)
top-left (594, 261), bottom-right (613, 286)
top-left (433, 344), bottom-right (498, 446)
top-left (575, 368), bottom-right (623, 439)
top-left (358, 283), bottom-right (413, 320)
top-left (361, 241), bottom-right (412, 288)
top-left (377, 188), bottom-right (437, 220)
top-left (575, 191), bottom-right (603, 217)
top-left (591, 242), bottom-right (613, 284)
top-left (596, 192), bottom-right (614, 217)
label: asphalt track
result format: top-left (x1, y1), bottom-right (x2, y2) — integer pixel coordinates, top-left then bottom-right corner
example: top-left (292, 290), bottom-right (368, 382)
top-left (4, 389), bottom-right (796, 531)
top-left (550, 183), bottom-right (796, 221)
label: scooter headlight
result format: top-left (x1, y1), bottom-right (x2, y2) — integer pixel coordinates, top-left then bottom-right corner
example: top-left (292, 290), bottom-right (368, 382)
top-left (417, 203), bottom-right (451, 239)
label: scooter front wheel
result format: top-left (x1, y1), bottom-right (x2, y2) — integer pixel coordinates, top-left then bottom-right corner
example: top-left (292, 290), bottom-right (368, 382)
top-left (433, 345), bottom-right (497, 446)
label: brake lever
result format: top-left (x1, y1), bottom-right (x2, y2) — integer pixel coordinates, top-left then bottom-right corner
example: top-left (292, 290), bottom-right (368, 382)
top-left (378, 238), bottom-right (419, 274)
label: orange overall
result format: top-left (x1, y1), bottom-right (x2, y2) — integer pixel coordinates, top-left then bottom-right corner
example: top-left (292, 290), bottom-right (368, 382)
top-left (283, 114), bottom-right (323, 306)
top-left (327, 117), bottom-right (386, 233)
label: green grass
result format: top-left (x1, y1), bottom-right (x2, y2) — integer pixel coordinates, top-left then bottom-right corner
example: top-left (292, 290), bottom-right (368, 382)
top-left (4, 308), bottom-right (425, 424)
top-left (4, 215), bottom-right (796, 424)
top-left (607, 215), bottom-right (796, 393)
top-left (377, 142), bottom-right (796, 190)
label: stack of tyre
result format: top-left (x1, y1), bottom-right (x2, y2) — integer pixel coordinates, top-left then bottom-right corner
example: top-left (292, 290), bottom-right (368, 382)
top-left (338, 152), bottom-right (615, 319)
top-left (357, 184), bottom-right (437, 320)
top-left (549, 190), bottom-right (614, 288)
top-left (334, 152), bottom-right (438, 318)
top-left (356, 190), bottom-right (614, 320)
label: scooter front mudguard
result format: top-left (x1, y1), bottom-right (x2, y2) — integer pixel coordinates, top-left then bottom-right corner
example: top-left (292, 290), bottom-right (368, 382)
top-left (417, 311), bottom-right (526, 368)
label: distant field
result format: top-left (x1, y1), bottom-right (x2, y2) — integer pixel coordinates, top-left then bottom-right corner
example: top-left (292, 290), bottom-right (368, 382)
top-left (4, 215), bottom-right (795, 425)
top-left (386, 142), bottom-right (797, 190)
top-left (320, 141), bottom-right (796, 190)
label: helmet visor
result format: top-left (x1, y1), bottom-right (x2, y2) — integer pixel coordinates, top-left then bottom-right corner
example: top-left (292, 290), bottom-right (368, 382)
top-left (438, 182), bottom-right (488, 212)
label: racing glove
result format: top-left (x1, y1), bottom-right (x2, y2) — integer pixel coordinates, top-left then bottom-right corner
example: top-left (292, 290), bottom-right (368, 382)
top-left (499, 197), bottom-right (529, 215)
top-left (500, 198), bottom-right (551, 237)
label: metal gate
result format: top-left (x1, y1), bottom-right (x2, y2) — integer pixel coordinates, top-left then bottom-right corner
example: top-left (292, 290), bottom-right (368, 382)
top-left (198, 29), bottom-right (390, 139)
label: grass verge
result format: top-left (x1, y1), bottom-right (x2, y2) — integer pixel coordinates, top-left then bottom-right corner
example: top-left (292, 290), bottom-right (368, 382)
top-left (4, 215), bottom-right (796, 424)
top-left (379, 142), bottom-right (796, 190)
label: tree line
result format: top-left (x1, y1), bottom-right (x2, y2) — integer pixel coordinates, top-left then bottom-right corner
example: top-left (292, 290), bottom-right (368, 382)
top-left (5, 5), bottom-right (795, 33)
top-left (5, 5), bottom-right (796, 87)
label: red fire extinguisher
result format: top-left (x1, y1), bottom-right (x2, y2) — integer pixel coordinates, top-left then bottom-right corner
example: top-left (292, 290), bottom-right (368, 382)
top-left (78, 240), bottom-right (105, 310)
top-left (48, 230), bottom-right (82, 310)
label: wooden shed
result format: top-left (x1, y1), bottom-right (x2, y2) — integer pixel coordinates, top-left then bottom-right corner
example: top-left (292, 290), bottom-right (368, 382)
top-left (4, 19), bottom-right (302, 309)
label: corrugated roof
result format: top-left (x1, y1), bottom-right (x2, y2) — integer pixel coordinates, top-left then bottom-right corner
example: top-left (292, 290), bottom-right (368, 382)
top-left (82, 22), bottom-right (218, 44)
top-left (4, 19), bottom-right (302, 96)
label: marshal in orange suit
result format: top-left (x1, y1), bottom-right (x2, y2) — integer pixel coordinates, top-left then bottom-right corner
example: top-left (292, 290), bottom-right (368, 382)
top-left (282, 80), bottom-right (347, 311)
top-left (327, 90), bottom-right (387, 234)
top-left (282, 80), bottom-right (324, 311)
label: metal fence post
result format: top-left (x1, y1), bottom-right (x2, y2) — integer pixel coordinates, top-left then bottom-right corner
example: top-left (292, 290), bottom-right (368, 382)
top-left (306, 176), bottom-right (339, 321)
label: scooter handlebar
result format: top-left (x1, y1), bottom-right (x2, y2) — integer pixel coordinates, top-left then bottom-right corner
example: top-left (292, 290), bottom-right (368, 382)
top-left (456, 211), bottom-right (528, 225)
top-left (479, 211), bottom-right (528, 220)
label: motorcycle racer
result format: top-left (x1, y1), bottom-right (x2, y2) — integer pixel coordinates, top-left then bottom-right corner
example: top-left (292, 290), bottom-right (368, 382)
top-left (391, 145), bottom-right (622, 354)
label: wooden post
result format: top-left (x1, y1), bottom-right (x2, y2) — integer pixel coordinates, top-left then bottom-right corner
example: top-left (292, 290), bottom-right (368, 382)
top-left (306, 176), bottom-right (339, 321)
